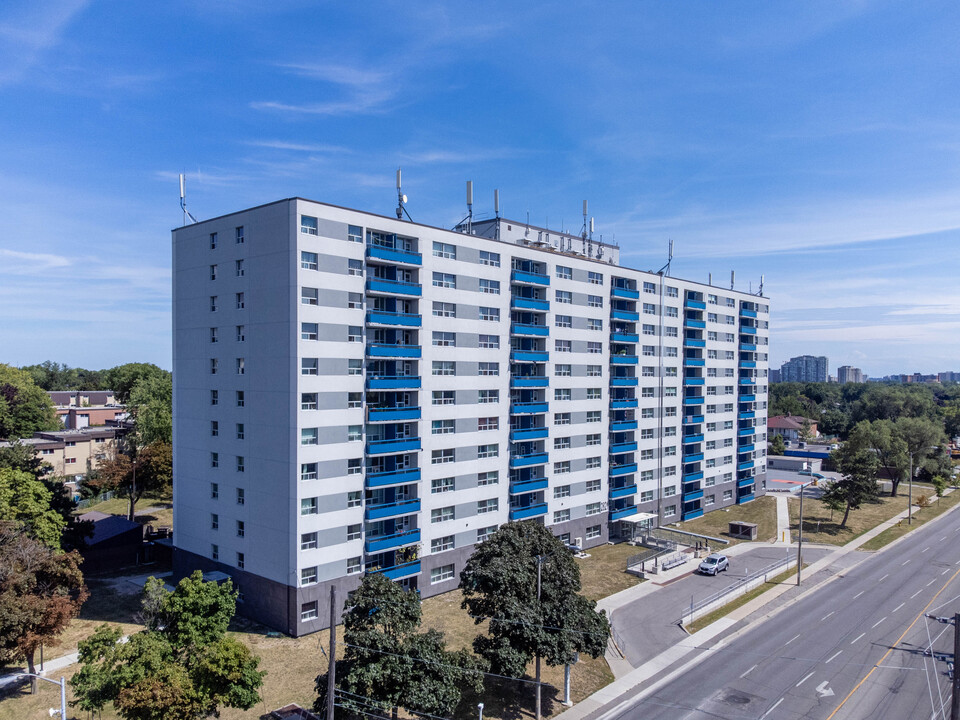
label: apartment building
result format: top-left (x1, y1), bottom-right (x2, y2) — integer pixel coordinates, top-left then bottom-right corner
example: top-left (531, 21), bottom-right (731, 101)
top-left (0, 427), bottom-right (122, 477)
top-left (780, 355), bottom-right (829, 383)
top-left (836, 366), bottom-right (864, 384)
top-left (172, 198), bottom-right (770, 635)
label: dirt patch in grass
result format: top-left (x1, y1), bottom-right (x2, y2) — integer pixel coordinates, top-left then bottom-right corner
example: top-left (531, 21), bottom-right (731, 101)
top-left (668, 495), bottom-right (779, 545)
top-left (859, 490), bottom-right (960, 551)
top-left (788, 492), bottom-right (910, 545)
top-left (684, 565), bottom-right (801, 634)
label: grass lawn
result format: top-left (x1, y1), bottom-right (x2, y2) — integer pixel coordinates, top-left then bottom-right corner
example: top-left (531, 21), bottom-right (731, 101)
top-left (859, 490), bottom-right (960, 551)
top-left (684, 564), bottom-right (801, 634)
top-left (575, 542), bottom-right (644, 602)
top-left (787, 492), bottom-right (911, 545)
top-left (78, 490), bottom-right (173, 528)
top-left (668, 495), bottom-right (779, 545)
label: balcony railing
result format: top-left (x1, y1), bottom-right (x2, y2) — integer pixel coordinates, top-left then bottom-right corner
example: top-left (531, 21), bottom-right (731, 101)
top-left (610, 463), bottom-right (638, 476)
top-left (612, 286), bottom-right (640, 299)
top-left (683, 338), bottom-right (706, 348)
top-left (610, 399), bottom-right (638, 409)
top-left (610, 505), bottom-right (638, 521)
top-left (511, 270), bottom-right (550, 286)
top-left (684, 299), bottom-right (706, 309)
top-left (366, 278), bottom-right (422, 297)
top-left (367, 375), bottom-right (421, 390)
top-left (366, 311), bottom-right (422, 327)
top-left (511, 297), bottom-right (550, 312)
top-left (683, 319), bottom-right (706, 329)
top-left (509, 452), bottom-right (549, 468)
top-left (609, 484), bottom-right (637, 500)
top-left (366, 498), bottom-right (422, 521)
top-left (367, 406), bottom-right (421, 422)
top-left (365, 529), bottom-right (421, 553)
top-left (510, 503), bottom-right (548, 520)
top-left (611, 332), bottom-right (640, 343)
top-left (366, 437), bottom-right (421, 455)
top-left (510, 402), bottom-right (549, 414)
top-left (367, 343), bottom-right (422, 358)
top-left (609, 441), bottom-right (638, 454)
top-left (610, 420), bottom-right (638, 431)
top-left (510, 350), bottom-right (549, 363)
top-left (611, 376), bottom-right (638, 386)
top-left (511, 323), bottom-right (549, 337)
top-left (611, 355), bottom-right (638, 365)
top-left (611, 309), bottom-right (640, 322)
top-left (510, 478), bottom-right (548, 495)
top-left (509, 427), bottom-right (548, 441)
top-left (365, 467), bottom-right (420, 488)
top-left (366, 245), bottom-right (422, 266)
top-left (510, 376), bottom-right (548, 388)
top-left (369, 560), bottom-right (421, 581)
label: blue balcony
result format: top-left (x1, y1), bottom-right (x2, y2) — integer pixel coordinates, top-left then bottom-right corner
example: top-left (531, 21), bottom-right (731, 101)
top-left (610, 441), bottom-right (638, 454)
top-left (611, 332), bottom-right (640, 343)
top-left (610, 420), bottom-right (638, 432)
top-left (740, 308), bottom-right (758, 318)
top-left (683, 488), bottom-right (704, 502)
top-left (737, 493), bottom-right (756, 505)
top-left (367, 437), bottom-right (421, 455)
top-left (511, 296), bottom-right (550, 312)
top-left (511, 376), bottom-right (549, 388)
top-left (683, 471), bottom-right (704, 483)
top-left (739, 360), bottom-right (757, 368)
top-left (366, 245), bottom-right (422, 266)
top-left (739, 377), bottom-right (756, 385)
top-left (738, 427), bottom-right (756, 437)
top-left (366, 467), bottom-right (420, 488)
top-left (510, 350), bottom-right (549, 363)
top-left (372, 560), bottom-right (421, 581)
top-left (683, 433), bottom-right (704, 443)
top-left (366, 499), bottom-right (421, 521)
top-left (683, 396), bottom-right (705, 405)
top-left (684, 319), bottom-right (706, 329)
top-left (684, 299), bottom-right (706, 310)
top-left (738, 411), bottom-right (755, 420)
top-left (683, 338), bottom-right (706, 348)
top-left (739, 394), bottom-right (756, 403)
top-left (611, 376), bottom-right (638, 387)
top-left (738, 460), bottom-right (755, 471)
top-left (367, 375), bottom-right (421, 390)
top-left (738, 476), bottom-right (756, 488)
top-left (611, 355), bottom-right (639, 365)
top-left (683, 508), bottom-right (705, 521)
top-left (610, 399), bottom-right (638, 409)
top-left (684, 377), bottom-right (705, 386)
top-left (610, 463), bottom-right (637, 477)
top-left (741, 326), bottom-right (757, 335)
top-left (610, 484), bottom-right (637, 500)
top-left (511, 270), bottom-right (550, 286)
top-left (683, 452), bottom-right (704, 463)
top-left (740, 343), bottom-right (757, 352)
top-left (510, 503), bottom-right (548, 521)
top-left (366, 278), bottom-right (422, 297)
top-left (510, 427), bottom-right (548, 442)
top-left (510, 478), bottom-right (548, 495)
top-left (367, 343), bottom-right (421, 359)
top-left (683, 358), bottom-right (705, 367)
top-left (511, 402), bottom-right (549, 414)
top-left (510, 452), bottom-right (549, 468)
top-left (611, 309), bottom-right (640, 322)
top-left (739, 443), bottom-right (755, 453)
top-left (366, 311), bottom-right (422, 327)
top-left (612, 286), bottom-right (640, 299)
top-left (365, 529), bottom-right (421, 553)
top-left (610, 505), bottom-right (639, 521)
top-left (683, 414), bottom-right (704, 425)
top-left (511, 323), bottom-right (549, 337)
top-left (368, 407), bottom-right (421, 423)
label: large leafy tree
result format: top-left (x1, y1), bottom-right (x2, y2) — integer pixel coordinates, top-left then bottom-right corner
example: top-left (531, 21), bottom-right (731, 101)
top-left (0, 364), bottom-right (59, 439)
top-left (459, 521), bottom-right (610, 712)
top-left (103, 363), bottom-right (170, 406)
top-left (894, 416), bottom-right (946, 496)
top-left (823, 444), bottom-right (881, 528)
top-left (844, 420), bottom-right (909, 496)
top-left (71, 570), bottom-right (264, 720)
top-left (0, 521), bottom-right (88, 692)
top-left (128, 373), bottom-right (173, 447)
top-left (314, 572), bottom-right (484, 719)
top-left (87, 441), bottom-right (171, 521)
top-left (0, 467), bottom-right (66, 548)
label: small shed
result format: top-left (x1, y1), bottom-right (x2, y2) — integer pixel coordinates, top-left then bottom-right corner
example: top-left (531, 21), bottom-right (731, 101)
top-left (78, 510), bottom-right (144, 574)
top-left (728, 521), bottom-right (758, 540)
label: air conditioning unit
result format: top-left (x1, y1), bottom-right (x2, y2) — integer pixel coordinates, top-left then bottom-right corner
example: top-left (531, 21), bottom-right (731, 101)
top-left (574, 537), bottom-right (583, 550)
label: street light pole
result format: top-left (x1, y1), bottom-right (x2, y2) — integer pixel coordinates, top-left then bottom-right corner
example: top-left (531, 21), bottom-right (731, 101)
top-left (797, 483), bottom-right (804, 586)
top-left (908, 455), bottom-right (914, 526)
top-left (15, 674), bottom-right (66, 718)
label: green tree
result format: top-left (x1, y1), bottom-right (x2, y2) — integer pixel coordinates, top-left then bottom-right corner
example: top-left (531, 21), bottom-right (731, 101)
top-left (460, 521), bottom-right (609, 715)
top-left (86, 441), bottom-right (171, 522)
top-left (931, 475), bottom-right (948, 504)
top-left (0, 364), bottom-right (59, 439)
top-left (822, 445), bottom-right (881, 528)
top-left (768, 434), bottom-right (786, 456)
top-left (0, 467), bottom-right (66, 548)
top-left (894, 416), bottom-right (946, 500)
top-left (128, 373), bottom-right (173, 447)
top-left (72, 570), bottom-right (264, 720)
top-left (799, 418), bottom-right (814, 443)
top-left (314, 573), bottom-right (484, 719)
top-left (104, 363), bottom-right (170, 405)
top-left (0, 521), bottom-right (88, 692)
top-left (844, 420), bottom-right (909, 496)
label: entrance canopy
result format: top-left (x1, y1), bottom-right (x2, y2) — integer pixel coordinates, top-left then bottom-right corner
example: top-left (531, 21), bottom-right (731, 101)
top-left (619, 512), bottom-right (658, 524)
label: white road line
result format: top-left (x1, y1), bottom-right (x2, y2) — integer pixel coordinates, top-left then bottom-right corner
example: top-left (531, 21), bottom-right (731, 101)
top-left (853, 590), bottom-right (865, 600)
top-left (739, 664), bottom-right (757, 679)
top-left (796, 672), bottom-right (814, 687)
top-left (941, 536), bottom-right (948, 542)
top-left (943, 569), bottom-right (950, 575)
top-left (872, 617), bottom-right (887, 628)
top-left (760, 698), bottom-right (784, 719)
top-left (821, 611), bottom-right (835, 620)
top-left (826, 650), bottom-right (843, 664)
top-left (785, 633), bottom-right (801, 645)
top-left (879, 574), bottom-right (889, 582)
top-left (903, 560), bottom-right (911, 566)
top-left (912, 590), bottom-right (924, 598)
top-left (851, 633), bottom-right (865, 644)
top-left (922, 546), bottom-right (931, 553)
top-left (893, 603), bottom-right (905, 612)
top-left (928, 579), bottom-right (937, 586)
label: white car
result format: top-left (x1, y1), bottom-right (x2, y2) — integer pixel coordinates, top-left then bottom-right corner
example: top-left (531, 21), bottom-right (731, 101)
top-left (698, 553), bottom-right (729, 576)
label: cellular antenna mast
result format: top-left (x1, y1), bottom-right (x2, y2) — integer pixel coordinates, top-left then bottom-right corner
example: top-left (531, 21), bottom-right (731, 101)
top-left (494, 189), bottom-right (500, 241)
top-left (179, 173), bottom-right (198, 226)
top-left (466, 180), bottom-right (473, 235)
top-left (657, 239), bottom-right (674, 276)
top-left (758, 274), bottom-right (765, 296)
top-left (395, 168), bottom-right (412, 221)
top-left (730, 270), bottom-right (735, 290)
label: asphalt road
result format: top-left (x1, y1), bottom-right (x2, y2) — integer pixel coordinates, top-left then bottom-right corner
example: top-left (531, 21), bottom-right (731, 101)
top-left (602, 505), bottom-right (960, 720)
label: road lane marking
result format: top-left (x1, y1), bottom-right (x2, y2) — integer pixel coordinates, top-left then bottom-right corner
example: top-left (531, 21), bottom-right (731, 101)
top-left (816, 681), bottom-right (836, 698)
top-left (821, 611), bottom-right (835, 620)
top-left (941, 536), bottom-right (948, 541)
top-left (785, 633), bottom-right (801, 645)
top-left (826, 651), bottom-right (843, 664)
top-left (903, 560), bottom-right (911, 566)
top-left (760, 698), bottom-right (784, 719)
top-left (853, 591), bottom-right (865, 600)
top-left (872, 617), bottom-right (887, 628)
top-left (851, 633), bottom-right (865, 644)
top-left (893, 603), bottom-right (904, 612)
top-left (878, 574), bottom-right (889, 582)
top-left (912, 590), bottom-right (923, 598)
top-left (922, 547), bottom-right (931, 553)
top-left (796, 672), bottom-right (814, 687)
top-left (826, 564), bottom-right (960, 720)
top-left (928, 579), bottom-right (937, 586)
top-left (739, 664), bottom-right (757, 679)
top-left (943, 569), bottom-right (950, 575)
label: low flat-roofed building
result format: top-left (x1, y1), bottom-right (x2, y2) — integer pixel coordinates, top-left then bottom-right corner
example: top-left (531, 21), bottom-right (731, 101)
top-left (0, 426), bottom-right (125, 478)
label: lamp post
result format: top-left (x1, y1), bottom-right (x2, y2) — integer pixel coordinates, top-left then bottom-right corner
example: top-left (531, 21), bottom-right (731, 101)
top-left (15, 674), bottom-right (66, 718)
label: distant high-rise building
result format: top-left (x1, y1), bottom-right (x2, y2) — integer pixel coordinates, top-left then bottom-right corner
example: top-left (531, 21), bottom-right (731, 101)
top-left (769, 368), bottom-right (781, 383)
top-left (780, 355), bottom-right (829, 383)
top-left (837, 365), bottom-right (864, 384)
top-left (939, 371), bottom-right (960, 383)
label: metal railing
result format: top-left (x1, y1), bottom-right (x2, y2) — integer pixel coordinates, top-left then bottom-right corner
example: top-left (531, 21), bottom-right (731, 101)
top-left (679, 555), bottom-right (794, 625)
top-left (76, 491), bottom-right (115, 509)
top-left (647, 526), bottom-right (729, 547)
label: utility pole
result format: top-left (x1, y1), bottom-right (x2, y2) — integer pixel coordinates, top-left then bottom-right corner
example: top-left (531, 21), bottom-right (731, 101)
top-left (327, 586), bottom-right (337, 720)
top-left (952, 612), bottom-right (960, 720)
top-left (908, 456), bottom-right (914, 525)
top-left (797, 483), bottom-right (805, 586)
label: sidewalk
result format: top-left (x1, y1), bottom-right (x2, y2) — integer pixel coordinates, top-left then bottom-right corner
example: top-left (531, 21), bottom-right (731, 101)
top-left (558, 489), bottom-right (960, 720)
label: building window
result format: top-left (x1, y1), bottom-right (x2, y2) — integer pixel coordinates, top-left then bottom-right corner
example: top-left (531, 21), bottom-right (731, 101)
top-left (210, 358), bottom-right (219, 375)
top-left (587, 365), bottom-right (602, 377)
top-left (211, 513), bottom-right (219, 530)
top-left (554, 437), bottom-right (571, 449)
top-left (587, 342), bottom-right (602, 354)
top-left (433, 272), bottom-right (456, 288)
top-left (347, 458), bottom-right (362, 475)
top-left (586, 433), bottom-right (601, 446)
top-left (555, 315), bottom-right (572, 328)
top-left (346, 524), bottom-right (361, 541)
top-left (236, 358), bottom-right (245, 375)
top-left (210, 390), bottom-right (219, 406)
top-left (210, 232), bottom-right (218, 249)
top-left (588, 271), bottom-right (603, 285)
top-left (480, 250), bottom-right (500, 267)
top-left (432, 449), bottom-right (455, 464)
top-left (586, 525), bottom-right (602, 539)
top-left (477, 470), bottom-right (499, 486)
top-left (664, 504), bottom-right (677, 516)
top-left (348, 359), bottom-right (362, 375)
top-left (236, 456), bottom-right (245, 472)
top-left (210, 296), bottom-right (218, 312)
top-left (432, 361), bottom-right (456, 376)
top-left (210, 264), bottom-right (218, 280)
top-left (478, 416), bottom-right (499, 431)
top-left (586, 478), bottom-right (601, 492)
top-left (347, 425), bottom-right (362, 441)
top-left (211, 482), bottom-right (219, 499)
top-left (479, 307), bottom-right (500, 322)
top-left (478, 389), bottom-right (498, 404)
top-left (301, 428), bottom-right (318, 445)
top-left (554, 509), bottom-right (571, 523)
top-left (479, 334), bottom-right (499, 349)
top-left (302, 358), bottom-right (319, 375)
top-left (235, 259), bottom-right (245, 277)
top-left (236, 520), bottom-right (245, 537)
top-left (348, 259), bottom-right (363, 276)
top-left (556, 290), bottom-right (572, 304)
top-left (301, 393), bottom-right (318, 410)
top-left (433, 241), bottom-right (456, 259)
top-left (555, 388), bottom-right (571, 401)
top-left (347, 292), bottom-right (362, 309)
top-left (479, 362), bottom-right (499, 376)
top-left (431, 536), bottom-right (454, 553)
top-left (477, 498), bottom-right (498, 514)
top-left (347, 392), bottom-right (362, 408)
top-left (431, 506), bottom-right (455, 523)
top-left (235, 292), bottom-right (245, 310)
top-left (210, 452), bottom-right (219, 468)
top-left (237, 552), bottom-right (245, 569)
top-left (479, 279), bottom-right (500, 294)
top-left (477, 525), bottom-right (497, 542)
top-left (301, 601), bottom-right (319, 621)
top-left (346, 556), bottom-right (362, 574)
top-left (586, 456), bottom-right (601, 469)
top-left (432, 419), bottom-right (455, 435)
top-left (587, 387), bottom-right (602, 400)
top-left (431, 476), bottom-right (454, 494)
top-left (300, 323), bottom-right (319, 341)
top-left (554, 485), bottom-right (571, 498)
top-left (555, 412), bottom-right (571, 425)
top-left (587, 410), bottom-right (601, 423)
top-left (588, 318), bottom-right (603, 331)
top-left (301, 532), bottom-right (318, 550)
top-left (301, 567), bottom-right (318, 586)
top-left (667, 286), bottom-right (678, 297)
top-left (432, 331), bottom-right (456, 347)
top-left (211, 544), bottom-right (219, 561)
top-left (431, 564), bottom-right (455, 584)
top-left (586, 502), bottom-right (603, 516)
top-left (301, 463), bottom-right (318, 481)
top-left (348, 225), bottom-right (363, 243)
top-left (477, 443), bottom-right (498, 459)
top-left (556, 266), bottom-right (572, 280)
top-left (587, 295), bottom-right (603, 308)
top-left (301, 251), bottom-right (318, 270)
top-left (433, 301), bottom-right (456, 317)
top-left (433, 390), bottom-right (455, 404)
top-left (723, 489), bottom-right (734, 501)
top-left (210, 327), bottom-right (218, 343)
top-left (301, 215), bottom-right (318, 235)
top-left (301, 498), bottom-right (318, 515)
top-left (554, 461), bottom-right (571, 474)
top-left (555, 364), bottom-right (572, 376)
top-left (347, 326), bottom-right (362, 342)
top-left (233, 325), bottom-right (244, 343)
top-left (235, 226), bottom-right (244, 244)
top-left (555, 340), bottom-right (571, 353)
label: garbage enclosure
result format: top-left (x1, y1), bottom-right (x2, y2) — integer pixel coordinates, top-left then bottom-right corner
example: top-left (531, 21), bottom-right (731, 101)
top-left (728, 521), bottom-right (758, 540)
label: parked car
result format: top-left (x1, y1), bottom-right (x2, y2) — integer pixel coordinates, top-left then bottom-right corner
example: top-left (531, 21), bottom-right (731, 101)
top-left (698, 553), bottom-right (729, 576)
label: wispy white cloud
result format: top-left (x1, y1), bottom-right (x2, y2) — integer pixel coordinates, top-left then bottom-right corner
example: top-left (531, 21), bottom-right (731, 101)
top-left (0, 0), bottom-right (88, 87)
top-left (243, 140), bottom-right (351, 154)
top-left (0, 248), bottom-right (72, 271)
top-left (252, 60), bottom-right (399, 117)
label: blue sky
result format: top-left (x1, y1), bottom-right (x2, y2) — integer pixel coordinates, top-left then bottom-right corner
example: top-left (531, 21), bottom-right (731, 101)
top-left (1, 0), bottom-right (959, 377)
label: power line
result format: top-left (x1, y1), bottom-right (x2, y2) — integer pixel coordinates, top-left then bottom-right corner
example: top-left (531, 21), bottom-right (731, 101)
top-left (335, 688), bottom-right (455, 720)
top-left (467, 612), bottom-right (611, 638)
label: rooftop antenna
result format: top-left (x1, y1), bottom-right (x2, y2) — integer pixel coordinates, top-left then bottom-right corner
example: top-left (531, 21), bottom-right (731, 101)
top-left (730, 270), bottom-right (735, 290)
top-left (708, 272), bottom-right (713, 286)
top-left (656, 239), bottom-right (674, 276)
top-left (758, 274), bottom-right (765, 296)
top-left (179, 173), bottom-right (198, 226)
top-left (593, 219), bottom-right (603, 259)
top-left (494, 189), bottom-right (500, 241)
top-left (395, 168), bottom-right (412, 221)
top-left (582, 200), bottom-right (593, 257)
top-left (525, 211), bottom-right (530, 238)
top-left (466, 180), bottom-right (473, 235)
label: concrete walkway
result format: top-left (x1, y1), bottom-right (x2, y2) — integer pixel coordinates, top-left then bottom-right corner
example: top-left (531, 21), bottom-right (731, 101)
top-left (558, 488), bottom-right (960, 720)
top-left (775, 494), bottom-right (792, 545)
